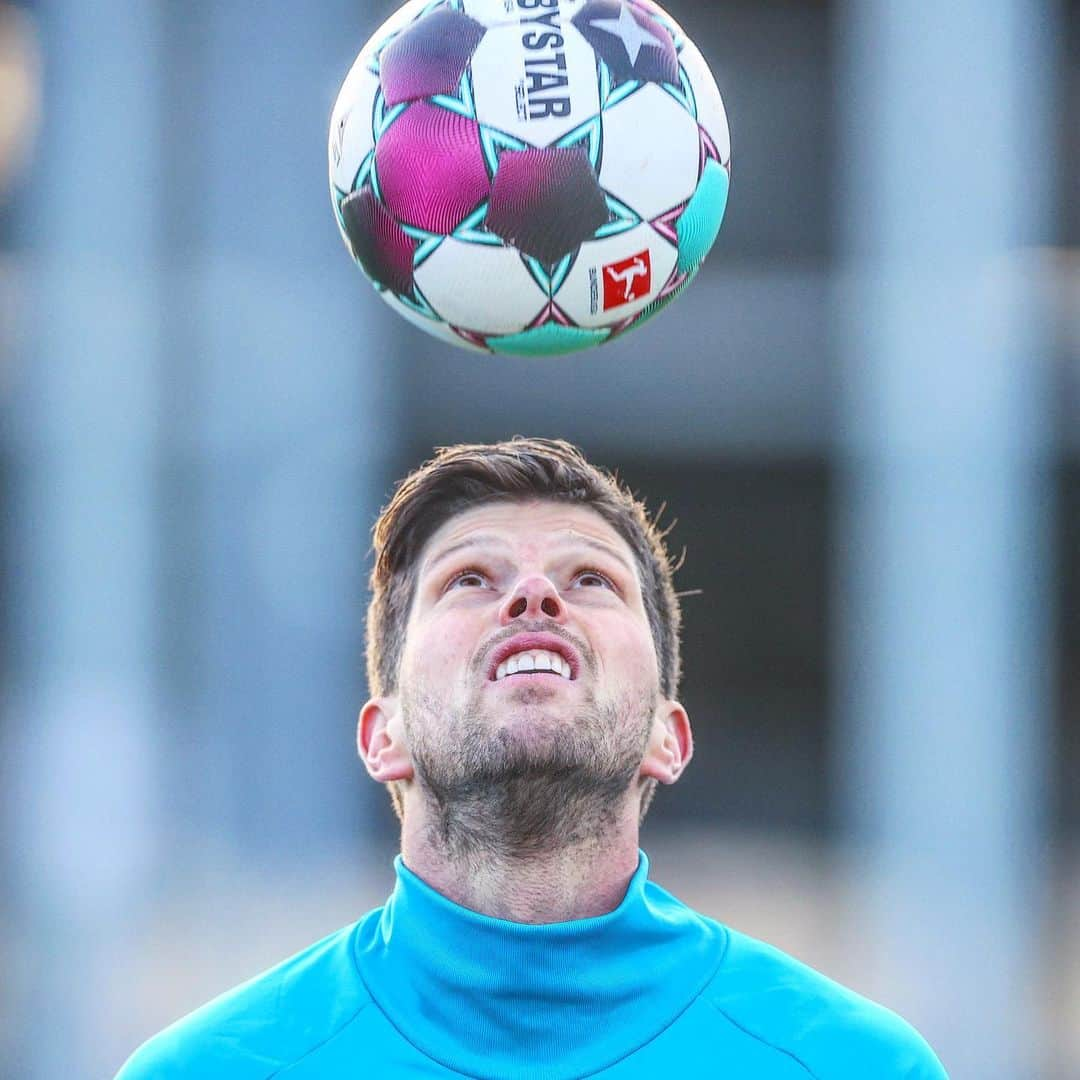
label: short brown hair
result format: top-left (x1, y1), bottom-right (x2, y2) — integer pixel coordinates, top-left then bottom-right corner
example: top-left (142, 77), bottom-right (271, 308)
top-left (366, 437), bottom-right (684, 821)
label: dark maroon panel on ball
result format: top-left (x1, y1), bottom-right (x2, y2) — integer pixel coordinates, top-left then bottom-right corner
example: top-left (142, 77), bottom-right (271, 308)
top-left (486, 147), bottom-right (608, 266)
top-left (379, 8), bottom-right (486, 107)
top-left (375, 102), bottom-right (490, 234)
top-left (340, 187), bottom-right (416, 295)
top-left (572, 1), bottom-right (678, 87)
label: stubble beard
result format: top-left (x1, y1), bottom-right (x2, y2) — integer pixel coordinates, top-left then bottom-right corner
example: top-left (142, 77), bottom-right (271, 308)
top-left (402, 677), bottom-right (654, 865)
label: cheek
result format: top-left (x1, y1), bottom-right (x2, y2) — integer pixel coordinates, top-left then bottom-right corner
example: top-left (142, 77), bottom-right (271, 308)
top-left (403, 614), bottom-right (481, 689)
top-left (596, 617), bottom-right (659, 682)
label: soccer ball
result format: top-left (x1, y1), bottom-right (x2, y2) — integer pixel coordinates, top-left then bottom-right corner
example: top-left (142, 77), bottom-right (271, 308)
top-left (328, 0), bottom-right (730, 356)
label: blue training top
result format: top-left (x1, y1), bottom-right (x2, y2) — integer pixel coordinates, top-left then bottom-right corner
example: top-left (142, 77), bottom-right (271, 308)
top-left (116, 849), bottom-right (948, 1079)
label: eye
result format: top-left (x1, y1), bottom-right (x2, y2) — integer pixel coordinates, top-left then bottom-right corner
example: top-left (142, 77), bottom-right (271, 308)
top-left (572, 568), bottom-right (615, 590)
top-left (445, 567), bottom-right (489, 591)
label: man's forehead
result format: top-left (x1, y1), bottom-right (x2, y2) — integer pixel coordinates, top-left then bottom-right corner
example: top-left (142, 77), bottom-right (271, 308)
top-left (420, 500), bottom-right (634, 566)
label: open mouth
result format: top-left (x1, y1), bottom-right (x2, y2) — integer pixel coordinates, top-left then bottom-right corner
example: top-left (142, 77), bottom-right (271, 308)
top-left (494, 649), bottom-right (572, 682)
top-left (487, 633), bottom-right (580, 683)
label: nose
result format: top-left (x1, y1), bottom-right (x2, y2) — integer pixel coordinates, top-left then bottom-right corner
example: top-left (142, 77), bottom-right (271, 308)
top-left (499, 573), bottom-right (566, 624)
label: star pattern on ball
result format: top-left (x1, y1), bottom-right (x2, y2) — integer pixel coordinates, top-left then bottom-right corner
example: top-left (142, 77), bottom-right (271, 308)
top-left (572, 1), bottom-right (678, 88)
top-left (589, 4), bottom-right (664, 66)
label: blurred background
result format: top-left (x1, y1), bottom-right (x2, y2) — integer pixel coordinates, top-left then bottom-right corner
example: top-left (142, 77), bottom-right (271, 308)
top-left (0, 0), bottom-right (1076, 1077)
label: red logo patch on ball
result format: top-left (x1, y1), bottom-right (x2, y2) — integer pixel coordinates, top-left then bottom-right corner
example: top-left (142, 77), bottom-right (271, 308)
top-left (602, 249), bottom-right (652, 310)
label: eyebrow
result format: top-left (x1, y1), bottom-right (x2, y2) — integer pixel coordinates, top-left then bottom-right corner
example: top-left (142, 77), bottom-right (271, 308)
top-left (422, 535), bottom-right (508, 576)
top-left (421, 532), bottom-right (635, 577)
top-left (563, 533), bottom-right (635, 576)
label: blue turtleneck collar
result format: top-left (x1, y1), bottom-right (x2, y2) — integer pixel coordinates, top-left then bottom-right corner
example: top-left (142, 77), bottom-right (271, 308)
top-left (353, 848), bottom-right (728, 1080)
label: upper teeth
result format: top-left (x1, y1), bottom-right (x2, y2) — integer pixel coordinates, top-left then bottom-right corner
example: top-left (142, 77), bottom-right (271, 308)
top-left (495, 650), bottom-right (572, 681)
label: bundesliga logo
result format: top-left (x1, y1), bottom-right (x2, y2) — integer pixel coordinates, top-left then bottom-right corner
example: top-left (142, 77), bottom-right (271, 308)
top-left (602, 249), bottom-right (652, 310)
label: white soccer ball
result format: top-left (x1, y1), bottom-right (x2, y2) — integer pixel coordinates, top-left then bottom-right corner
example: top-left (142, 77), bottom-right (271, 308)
top-left (329, 0), bottom-right (730, 356)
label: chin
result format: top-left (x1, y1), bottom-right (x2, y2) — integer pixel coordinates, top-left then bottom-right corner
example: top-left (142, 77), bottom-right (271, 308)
top-left (492, 702), bottom-right (566, 727)
top-left (508, 702), bottom-right (568, 724)
top-left (502, 681), bottom-right (567, 705)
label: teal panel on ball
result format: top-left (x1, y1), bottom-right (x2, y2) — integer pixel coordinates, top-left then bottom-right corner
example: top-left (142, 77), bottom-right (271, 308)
top-left (676, 160), bottom-right (729, 274)
top-left (488, 322), bottom-right (609, 357)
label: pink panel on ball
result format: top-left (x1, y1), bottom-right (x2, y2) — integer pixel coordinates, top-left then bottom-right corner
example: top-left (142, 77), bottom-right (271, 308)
top-left (376, 102), bottom-right (490, 234)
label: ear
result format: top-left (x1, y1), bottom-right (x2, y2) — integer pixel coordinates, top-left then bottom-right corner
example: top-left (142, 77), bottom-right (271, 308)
top-left (357, 696), bottom-right (414, 784)
top-left (639, 700), bottom-right (693, 785)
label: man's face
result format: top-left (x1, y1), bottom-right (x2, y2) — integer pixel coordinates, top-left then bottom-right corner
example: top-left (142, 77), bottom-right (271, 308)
top-left (384, 499), bottom-right (682, 852)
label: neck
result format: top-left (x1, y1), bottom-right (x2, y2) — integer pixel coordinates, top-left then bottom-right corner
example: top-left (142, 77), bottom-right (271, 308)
top-left (399, 798), bottom-right (643, 923)
top-left (355, 844), bottom-right (726, 1079)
